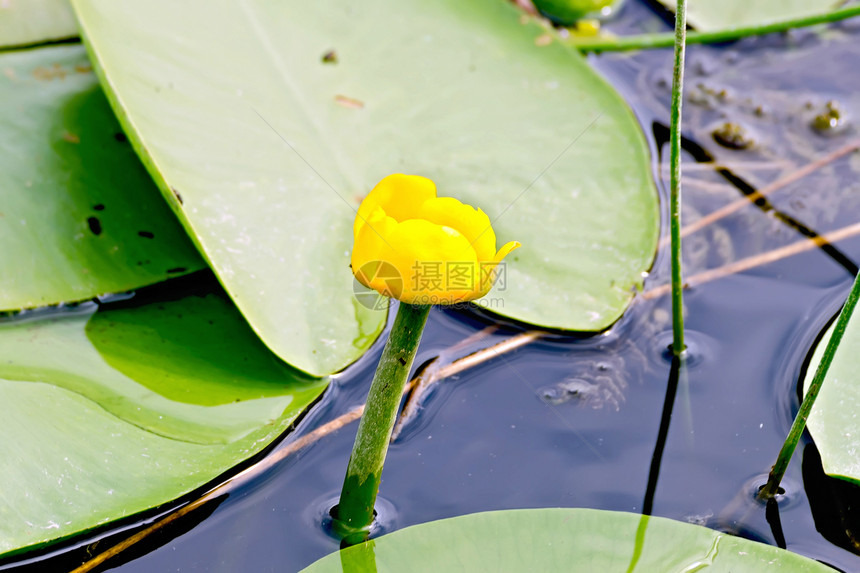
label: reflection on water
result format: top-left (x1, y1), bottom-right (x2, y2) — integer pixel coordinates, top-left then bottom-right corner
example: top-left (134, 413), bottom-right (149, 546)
top-left (803, 443), bottom-right (860, 558)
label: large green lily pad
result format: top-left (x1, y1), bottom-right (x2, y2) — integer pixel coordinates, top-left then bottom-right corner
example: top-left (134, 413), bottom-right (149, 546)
top-left (302, 508), bottom-right (831, 572)
top-left (803, 317), bottom-right (860, 485)
top-left (655, 0), bottom-right (842, 31)
top-left (0, 284), bottom-right (327, 557)
top-left (0, 44), bottom-right (205, 311)
top-left (72, 0), bottom-right (659, 376)
top-left (0, 0), bottom-right (78, 49)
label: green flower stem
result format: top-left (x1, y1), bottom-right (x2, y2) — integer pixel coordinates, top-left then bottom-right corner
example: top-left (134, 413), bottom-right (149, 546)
top-left (669, 0), bottom-right (687, 357)
top-left (759, 270), bottom-right (860, 500)
top-left (334, 302), bottom-right (431, 542)
top-left (568, 6), bottom-right (860, 53)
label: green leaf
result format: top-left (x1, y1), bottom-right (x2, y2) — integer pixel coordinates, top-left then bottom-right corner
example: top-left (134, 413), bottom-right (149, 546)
top-left (803, 317), bottom-right (860, 484)
top-left (0, 44), bottom-right (206, 311)
top-left (0, 284), bottom-right (328, 557)
top-left (655, 0), bottom-right (842, 31)
top-left (302, 508), bottom-right (832, 572)
top-left (532, 0), bottom-right (614, 25)
top-left (0, 0), bottom-right (78, 49)
top-left (71, 0), bottom-right (659, 376)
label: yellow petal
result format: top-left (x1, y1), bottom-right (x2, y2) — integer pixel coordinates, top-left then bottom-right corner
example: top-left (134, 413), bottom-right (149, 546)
top-left (354, 174), bottom-right (437, 237)
top-left (477, 241), bottom-right (521, 297)
top-left (351, 174), bottom-right (521, 305)
top-left (351, 207), bottom-right (400, 293)
top-left (377, 219), bottom-right (482, 304)
top-left (494, 240), bottom-right (521, 264)
top-left (416, 196), bottom-right (497, 262)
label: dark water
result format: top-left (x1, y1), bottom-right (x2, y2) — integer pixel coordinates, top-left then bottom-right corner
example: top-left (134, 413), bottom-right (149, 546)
top-left (6, 2), bottom-right (860, 571)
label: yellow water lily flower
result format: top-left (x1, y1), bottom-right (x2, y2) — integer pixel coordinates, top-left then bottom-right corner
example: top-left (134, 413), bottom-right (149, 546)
top-left (351, 174), bottom-right (520, 305)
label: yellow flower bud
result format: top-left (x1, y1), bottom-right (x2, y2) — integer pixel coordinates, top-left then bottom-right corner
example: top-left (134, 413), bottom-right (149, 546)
top-left (351, 174), bottom-right (520, 305)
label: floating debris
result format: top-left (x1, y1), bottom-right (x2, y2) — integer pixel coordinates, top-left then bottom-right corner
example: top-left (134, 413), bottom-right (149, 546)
top-left (712, 121), bottom-right (755, 150)
top-left (539, 359), bottom-right (627, 410)
top-left (812, 100), bottom-right (848, 134)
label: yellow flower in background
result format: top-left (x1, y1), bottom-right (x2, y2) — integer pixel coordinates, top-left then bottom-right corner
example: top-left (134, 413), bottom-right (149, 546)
top-left (351, 174), bottom-right (520, 305)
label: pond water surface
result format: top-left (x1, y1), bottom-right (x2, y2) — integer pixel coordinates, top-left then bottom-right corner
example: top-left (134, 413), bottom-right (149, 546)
top-left (5, 1), bottom-right (860, 571)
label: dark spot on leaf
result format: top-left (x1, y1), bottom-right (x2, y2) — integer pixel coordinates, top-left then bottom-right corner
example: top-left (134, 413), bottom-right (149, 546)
top-left (398, 357), bottom-right (406, 366)
top-left (138, 230), bottom-right (155, 239)
top-left (33, 64), bottom-right (66, 81)
top-left (335, 94), bottom-right (364, 109)
top-left (322, 50), bottom-right (338, 64)
top-left (114, 132), bottom-right (128, 143)
top-left (171, 187), bottom-right (183, 205)
top-left (93, 204), bottom-right (105, 211)
top-left (166, 267), bottom-right (186, 274)
top-left (87, 217), bottom-right (102, 235)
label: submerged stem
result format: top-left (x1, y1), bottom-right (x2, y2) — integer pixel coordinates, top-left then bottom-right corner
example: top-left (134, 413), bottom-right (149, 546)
top-left (760, 270), bottom-right (860, 500)
top-left (334, 302), bottom-right (430, 542)
top-left (569, 6), bottom-right (860, 53)
top-left (669, 0), bottom-right (687, 357)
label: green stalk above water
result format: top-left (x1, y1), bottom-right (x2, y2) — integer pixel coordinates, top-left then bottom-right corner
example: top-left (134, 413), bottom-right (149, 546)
top-left (669, 0), bottom-right (687, 357)
top-left (760, 270), bottom-right (860, 500)
top-left (334, 303), bottom-right (430, 543)
top-left (569, 6), bottom-right (860, 53)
